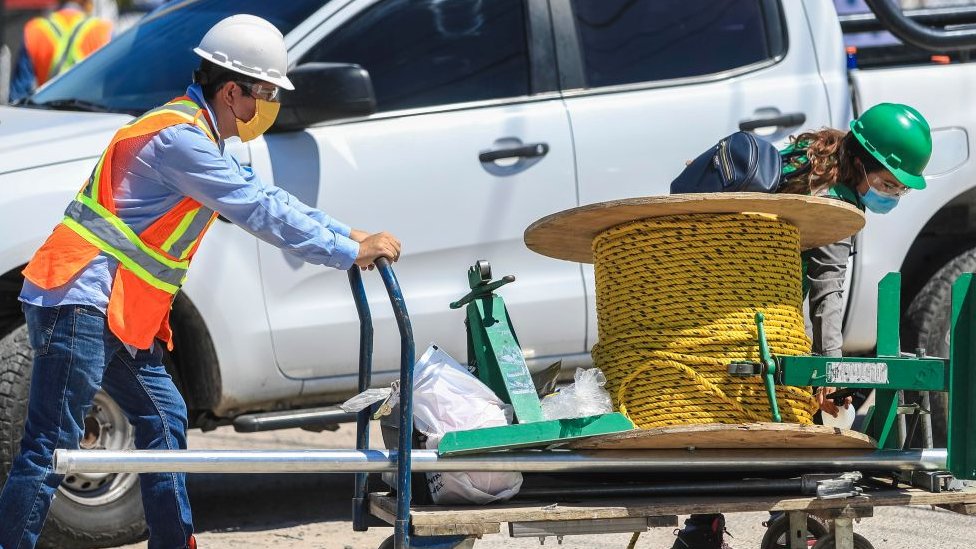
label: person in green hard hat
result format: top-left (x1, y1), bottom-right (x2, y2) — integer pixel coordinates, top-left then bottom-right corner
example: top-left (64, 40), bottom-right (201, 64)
top-left (779, 101), bottom-right (930, 210)
top-left (778, 102), bottom-right (931, 416)
top-left (670, 103), bottom-right (932, 549)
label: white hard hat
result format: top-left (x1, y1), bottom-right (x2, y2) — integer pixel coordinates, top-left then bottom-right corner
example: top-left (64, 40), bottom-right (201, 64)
top-left (193, 15), bottom-right (294, 90)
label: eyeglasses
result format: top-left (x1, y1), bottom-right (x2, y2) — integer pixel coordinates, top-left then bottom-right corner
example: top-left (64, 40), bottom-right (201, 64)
top-left (236, 81), bottom-right (280, 103)
top-left (870, 175), bottom-right (911, 197)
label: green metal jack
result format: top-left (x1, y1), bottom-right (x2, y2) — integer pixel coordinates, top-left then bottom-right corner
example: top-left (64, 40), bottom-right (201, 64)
top-left (730, 313), bottom-right (782, 423)
top-left (437, 261), bottom-right (633, 456)
top-left (729, 272), bottom-right (976, 480)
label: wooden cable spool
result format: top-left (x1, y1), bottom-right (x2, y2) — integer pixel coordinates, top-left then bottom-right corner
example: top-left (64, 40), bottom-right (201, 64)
top-left (524, 193), bottom-right (869, 445)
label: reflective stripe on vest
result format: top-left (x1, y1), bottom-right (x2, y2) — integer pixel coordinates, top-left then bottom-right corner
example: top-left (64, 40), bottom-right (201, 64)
top-left (24, 9), bottom-right (110, 85)
top-left (63, 97), bottom-right (217, 294)
top-left (160, 205), bottom-right (216, 259)
top-left (39, 11), bottom-right (92, 78)
top-left (64, 198), bottom-right (189, 292)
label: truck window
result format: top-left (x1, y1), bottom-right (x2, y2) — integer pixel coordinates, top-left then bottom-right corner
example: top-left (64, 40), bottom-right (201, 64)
top-left (569, 0), bottom-right (786, 89)
top-left (298, 0), bottom-right (530, 113)
top-left (27, 0), bottom-right (325, 114)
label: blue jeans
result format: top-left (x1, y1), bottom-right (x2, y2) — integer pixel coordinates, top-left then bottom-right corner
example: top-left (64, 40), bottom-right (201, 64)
top-left (0, 304), bottom-right (193, 549)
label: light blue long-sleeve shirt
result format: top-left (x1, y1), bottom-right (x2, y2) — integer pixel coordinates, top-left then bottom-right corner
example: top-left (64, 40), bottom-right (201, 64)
top-left (21, 83), bottom-right (359, 314)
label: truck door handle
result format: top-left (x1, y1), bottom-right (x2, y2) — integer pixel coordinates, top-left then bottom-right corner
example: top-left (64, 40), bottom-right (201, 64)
top-left (479, 142), bottom-right (549, 163)
top-left (738, 112), bottom-right (806, 132)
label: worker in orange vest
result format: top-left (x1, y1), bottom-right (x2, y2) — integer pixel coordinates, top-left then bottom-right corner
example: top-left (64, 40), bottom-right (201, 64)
top-left (0, 14), bottom-right (400, 549)
top-left (9, 1), bottom-right (112, 102)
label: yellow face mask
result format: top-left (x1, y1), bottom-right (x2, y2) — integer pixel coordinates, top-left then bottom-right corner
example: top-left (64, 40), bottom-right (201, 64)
top-left (235, 99), bottom-right (280, 142)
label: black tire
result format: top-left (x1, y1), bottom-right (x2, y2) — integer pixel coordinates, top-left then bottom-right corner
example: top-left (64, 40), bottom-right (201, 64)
top-left (761, 514), bottom-right (828, 549)
top-left (810, 532), bottom-right (874, 549)
top-left (902, 249), bottom-right (976, 447)
top-left (0, 323), bottom-right (147, 549)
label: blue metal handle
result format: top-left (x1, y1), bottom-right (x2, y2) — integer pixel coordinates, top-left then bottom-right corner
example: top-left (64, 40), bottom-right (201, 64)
top-left (348, 267), bottom-right (373, 532)
top-left (375, 257), bottom-right (415, 549)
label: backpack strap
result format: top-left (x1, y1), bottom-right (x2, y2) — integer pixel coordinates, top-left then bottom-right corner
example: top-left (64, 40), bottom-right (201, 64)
top-left (779, 142), bottom-right (811, 182)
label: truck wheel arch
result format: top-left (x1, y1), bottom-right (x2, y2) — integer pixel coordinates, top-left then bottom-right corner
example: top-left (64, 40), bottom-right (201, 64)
top-left (0, 266), bottom-right (222, 425)
top-left (898, 187), bottom-right (976, 447)
top-left (899, 186), bottom-right (976, 319)
top-left (165, 292), bottom-right (223, 424)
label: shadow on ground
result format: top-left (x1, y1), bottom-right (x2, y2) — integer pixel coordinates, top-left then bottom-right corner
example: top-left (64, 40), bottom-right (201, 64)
top-left (188, 473), bottom-right (358, 532)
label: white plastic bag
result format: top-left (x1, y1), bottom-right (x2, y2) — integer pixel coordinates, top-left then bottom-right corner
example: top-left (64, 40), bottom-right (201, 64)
top-left (340, 388), bottom-right (391, 413)
top-left (540, 367), bottom-right (613, 420)
top-left (339, 380), bottom-right (400, 419)
top-left (412, 344), bottom-right (522, 505)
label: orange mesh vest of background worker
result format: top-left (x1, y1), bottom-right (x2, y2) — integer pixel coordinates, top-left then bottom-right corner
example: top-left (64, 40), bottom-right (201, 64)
top-left (22, 6), bottom-right (112, 86)
top-left (22, 96), bottom-right (219, 350)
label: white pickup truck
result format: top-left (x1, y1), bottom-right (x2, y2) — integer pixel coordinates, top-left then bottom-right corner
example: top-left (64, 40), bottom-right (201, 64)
top-left (1, 0), bottom-right (975, 546)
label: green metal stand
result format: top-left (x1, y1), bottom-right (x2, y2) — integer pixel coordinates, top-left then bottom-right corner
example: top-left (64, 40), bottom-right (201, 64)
top-left (438, 261), bottom-right (632, 456)
top-left (730, 272), bottom-right (976, 480)
top-left (870, 273), bottom-right (902, 449)
top-left (949, 274), bottom-right (976, 480)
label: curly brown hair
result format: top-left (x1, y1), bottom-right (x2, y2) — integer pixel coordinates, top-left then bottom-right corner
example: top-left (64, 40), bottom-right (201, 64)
top-left (777, 128), bottom-right (882, 196)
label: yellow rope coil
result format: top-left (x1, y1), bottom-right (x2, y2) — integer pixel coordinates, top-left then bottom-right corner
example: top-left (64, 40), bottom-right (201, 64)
top-left (591, 213), bottom-right (819, 428)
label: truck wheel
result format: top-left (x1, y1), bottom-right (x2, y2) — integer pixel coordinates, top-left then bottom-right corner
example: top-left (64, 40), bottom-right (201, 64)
top-left (902, 248), bottom-right (976, 447)
top-left (0, 324), bottom-right (147, 549)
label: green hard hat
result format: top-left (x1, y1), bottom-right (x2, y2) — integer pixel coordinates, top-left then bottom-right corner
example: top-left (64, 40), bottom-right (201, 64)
top-left (850, 103), bottom-right (932, 190)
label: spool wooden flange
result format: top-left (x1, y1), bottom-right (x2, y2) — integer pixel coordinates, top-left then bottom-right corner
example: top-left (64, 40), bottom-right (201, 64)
top-left (567, 423), bottom-right (877, 450)
top-left (524, 193), bottom-right (865, 264)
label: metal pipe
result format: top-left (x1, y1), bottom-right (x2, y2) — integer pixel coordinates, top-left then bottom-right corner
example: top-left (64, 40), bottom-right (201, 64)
top-left (53, 448), bottom-right (948, 475)
top-left (898, 390), bottom-right (907, 448)
top-left (839, 6), bottom-right (976, 34)
top-left (518, 478), bottom-right (803, 499)
top-left (864, 0), bottom-right (976, 52)
top-left (921, 391), bottom-right (934, 448)
top-left (231, 406), bottom-right (355, 433)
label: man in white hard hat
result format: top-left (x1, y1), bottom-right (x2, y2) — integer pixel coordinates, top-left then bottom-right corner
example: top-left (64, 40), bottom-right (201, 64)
top-left (0, 15), bottom-right (400, 549)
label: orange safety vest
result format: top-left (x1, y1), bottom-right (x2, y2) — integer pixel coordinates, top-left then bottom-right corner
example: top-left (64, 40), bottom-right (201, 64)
top-left (23, 96), bottom-right (219, 350)
top-left (23, 8), bottom-right (112, 86)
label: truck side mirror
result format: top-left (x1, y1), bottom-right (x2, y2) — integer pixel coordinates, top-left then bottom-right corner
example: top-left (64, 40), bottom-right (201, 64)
top-left (272, 62), bottom-right (377, 132)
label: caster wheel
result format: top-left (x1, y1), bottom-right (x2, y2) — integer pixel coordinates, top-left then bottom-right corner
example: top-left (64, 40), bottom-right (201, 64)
top-left (761, 514), bottom-right (828, 548)
top-left (476, 260), bottom-right (492, 281)
top-left (378, 536), bottom-right (394, 549)
top-left (810, 532), bottom-right (874, 549)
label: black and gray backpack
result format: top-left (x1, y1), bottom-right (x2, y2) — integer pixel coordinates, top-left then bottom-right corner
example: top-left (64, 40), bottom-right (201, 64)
top-left (669, 131), bottom-right (806, 194)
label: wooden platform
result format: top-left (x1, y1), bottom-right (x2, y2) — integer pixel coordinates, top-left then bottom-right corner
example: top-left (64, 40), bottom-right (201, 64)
top-left (566, 423), bottom-right (877, 451)
top-left (524, 193), bottom-right (865, 263)
top-left (370, 487), bottom-right (976, 536)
